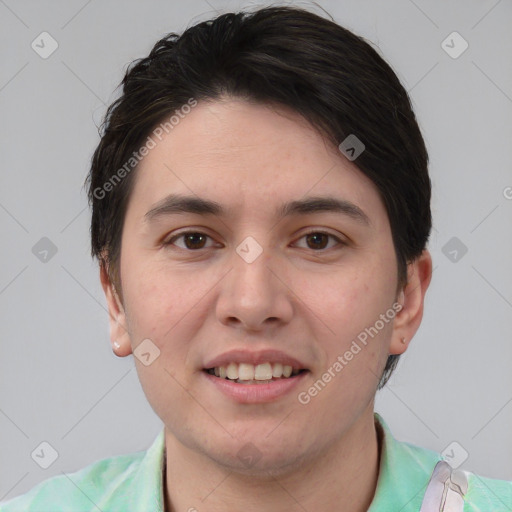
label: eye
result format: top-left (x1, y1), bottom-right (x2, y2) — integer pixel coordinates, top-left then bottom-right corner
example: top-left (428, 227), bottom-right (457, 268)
top-left (164, 231), bottom-right (216, 250)
top-left (294, 231), bottom-right (344, 251)
top-left (164, 229), bottom-right (345, 252)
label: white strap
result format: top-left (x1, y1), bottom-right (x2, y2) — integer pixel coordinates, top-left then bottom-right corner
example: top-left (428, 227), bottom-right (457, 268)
top-left (420, 460), bottom-right (468, 512)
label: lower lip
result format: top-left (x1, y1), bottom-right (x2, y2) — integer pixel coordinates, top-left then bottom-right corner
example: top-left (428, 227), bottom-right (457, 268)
top-left (202, 370), bottom-right (309, 404)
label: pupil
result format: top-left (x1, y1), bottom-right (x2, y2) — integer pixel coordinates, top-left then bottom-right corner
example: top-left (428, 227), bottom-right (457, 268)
top-left (185, 233), bottom-right (205, 249)
top-left (307, 233), bottom-right (327, 249)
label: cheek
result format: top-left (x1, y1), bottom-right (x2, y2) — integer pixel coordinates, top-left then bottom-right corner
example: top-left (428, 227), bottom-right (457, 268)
top-left (305, 266), bottom-right (391, 336)
top-left (121, 262), bottom-right (199, 423)
top-left (121, 256), bottom-right (221, 359)
top-left (121, 257), bottom-right (180, 347)
top-left (301, 256), bottom-right (397, 378)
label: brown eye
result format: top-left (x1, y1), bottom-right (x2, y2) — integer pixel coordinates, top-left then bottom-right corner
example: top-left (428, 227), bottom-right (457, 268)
top-left (165, 231), bottom-right (213, 250)
top-left (183, 233), bottom-right (207, 249)
top-left (305, 232), bottom-right (329, 250)
top-left (295, 231), bottom-right (344, 251)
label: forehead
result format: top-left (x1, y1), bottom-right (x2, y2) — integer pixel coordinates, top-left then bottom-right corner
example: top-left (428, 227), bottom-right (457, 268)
top-left (127, 98), bottom-right (385, 224)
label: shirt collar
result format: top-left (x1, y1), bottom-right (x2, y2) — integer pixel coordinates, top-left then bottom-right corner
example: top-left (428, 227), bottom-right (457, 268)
top-left (130, 427), bottom-right (166, 511)
top-left (369, 412), bottom-right (442, 511)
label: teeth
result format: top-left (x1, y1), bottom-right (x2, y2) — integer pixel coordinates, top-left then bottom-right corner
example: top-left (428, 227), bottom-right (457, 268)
top-left (226, 363), bottom-right (238, 380)
top-left (254, 363), bottom-right (272, 380)
top-left (236, 379), bottom-right (272, 384)
top-left (209, 362), bottom-right (300, 381)
top-left (272, 363), bottom-right (283, 378)
top-left (238, 363), bottom-right (254, 380)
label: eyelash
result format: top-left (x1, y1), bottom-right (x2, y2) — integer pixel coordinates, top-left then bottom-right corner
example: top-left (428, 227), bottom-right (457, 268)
top-left (163, 230), bottom-right (345, 252)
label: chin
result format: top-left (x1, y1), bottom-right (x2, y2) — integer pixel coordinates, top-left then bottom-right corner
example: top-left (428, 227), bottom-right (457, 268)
top-left (199, 428), bottom-right (315, 478)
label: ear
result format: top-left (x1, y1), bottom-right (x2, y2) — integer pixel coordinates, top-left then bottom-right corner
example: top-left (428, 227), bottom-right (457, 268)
top-left (99, 261), bottom-right (133, 357)
top-left (389, 249), bottom-right (432, 355)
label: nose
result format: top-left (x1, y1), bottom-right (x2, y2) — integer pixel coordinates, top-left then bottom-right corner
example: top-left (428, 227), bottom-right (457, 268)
top-left (215, 244), bottom-right (294, 332)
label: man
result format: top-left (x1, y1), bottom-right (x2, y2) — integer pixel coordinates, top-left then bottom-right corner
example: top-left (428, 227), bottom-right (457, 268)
top-left (1, 5), bottom-right (510, 511)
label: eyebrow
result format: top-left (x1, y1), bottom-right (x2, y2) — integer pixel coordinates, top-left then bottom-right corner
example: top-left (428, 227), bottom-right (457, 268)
top-left (144, 193), bottom-right (370, 226)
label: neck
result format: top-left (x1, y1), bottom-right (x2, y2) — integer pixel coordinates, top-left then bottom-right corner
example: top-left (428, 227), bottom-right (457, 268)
top-left (164, 406), bottom-right (381, 512)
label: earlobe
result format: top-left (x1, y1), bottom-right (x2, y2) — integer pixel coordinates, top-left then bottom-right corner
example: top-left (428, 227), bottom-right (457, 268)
top-left (389, 335), bottom-right (409, 356)
top-left (389, 250), bottom-right (432, 355)
top-left (99, 262), bottom-right (133, 357)
top-left (111, 339), bottom-right (132, 357)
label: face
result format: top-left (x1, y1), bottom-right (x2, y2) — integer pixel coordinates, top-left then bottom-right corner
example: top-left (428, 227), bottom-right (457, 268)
top-left (103, 98), bottom-right (424, 475)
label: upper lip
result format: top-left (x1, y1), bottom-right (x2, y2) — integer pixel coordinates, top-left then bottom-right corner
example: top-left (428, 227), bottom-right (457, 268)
top-left (203, 349), bottom-right (309, 371)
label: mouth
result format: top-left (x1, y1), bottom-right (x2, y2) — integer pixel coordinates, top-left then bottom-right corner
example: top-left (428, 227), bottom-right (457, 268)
top-left (203, 362), bottom-right (309, 385)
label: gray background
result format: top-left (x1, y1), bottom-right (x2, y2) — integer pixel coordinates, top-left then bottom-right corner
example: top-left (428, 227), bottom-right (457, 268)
top-left (1, 0), bottom-right (511, 501)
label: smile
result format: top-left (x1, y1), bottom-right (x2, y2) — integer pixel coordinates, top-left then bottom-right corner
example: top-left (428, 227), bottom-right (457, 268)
top-left (205, 362), bottom-right (306, 383)
top-left (202, 366), bottom-right (310, 403)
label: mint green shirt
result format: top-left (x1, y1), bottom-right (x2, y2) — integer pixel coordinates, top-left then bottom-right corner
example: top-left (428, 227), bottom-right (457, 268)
top-left (1, 414), bottom-right (510, 511)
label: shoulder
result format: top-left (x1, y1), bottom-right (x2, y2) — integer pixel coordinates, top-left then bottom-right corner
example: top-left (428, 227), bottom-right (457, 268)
top-left (0, 450), bottom-right (145, 511)
top-left (463, 471), bottom-right (512, 511)
top-left (372, 413), bottom-right (512, 511)
top-left (394, 438), bottom-right (512, 510)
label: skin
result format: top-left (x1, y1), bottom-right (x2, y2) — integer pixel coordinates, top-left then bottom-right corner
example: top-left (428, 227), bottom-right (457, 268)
top-left (101, 97), bottom-right (432, 512)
